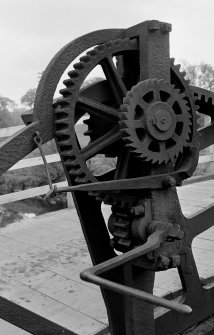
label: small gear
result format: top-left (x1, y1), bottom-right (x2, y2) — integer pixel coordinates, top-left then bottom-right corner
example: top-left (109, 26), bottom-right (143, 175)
top-left (119, 79), bottom-right (192, 164)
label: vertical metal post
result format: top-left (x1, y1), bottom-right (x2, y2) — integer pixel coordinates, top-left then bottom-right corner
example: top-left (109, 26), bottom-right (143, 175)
top-left (123, 20), bottom-right (172, 335)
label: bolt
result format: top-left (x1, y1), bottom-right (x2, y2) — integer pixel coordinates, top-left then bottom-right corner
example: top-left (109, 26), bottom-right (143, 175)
top-left (161, 23), bottom-right (172, 33)
top-left (130, 204), bottom-right (145, 217)
top-left (146, 251), bottom-right (154, 261)
top-left (161, 117), bottom-right (166, 124)
top-left (163, 176), bottom-right (177, 188)
top-left (158, 256), bottom-right (170, 270)
top-left (185, 264), bottom-right (193, 274)
top-left (148, 20), bottom-right (160, 32)
top-left (171, 255), bottom-right (180, 267)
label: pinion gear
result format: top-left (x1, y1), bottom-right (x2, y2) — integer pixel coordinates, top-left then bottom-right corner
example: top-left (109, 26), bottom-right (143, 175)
top-left (120, 79), bottom-right (192, 164)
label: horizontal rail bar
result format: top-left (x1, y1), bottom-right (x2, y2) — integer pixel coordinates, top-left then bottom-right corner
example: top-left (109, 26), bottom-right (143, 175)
top-left (9, 153), bottom-right (61, 171)
top-left (0, 125), bottom-right (25, 138)
top-left (183, 172), bottom-right (214, 186)
top-left (0, 181), bottom-right (68, 205)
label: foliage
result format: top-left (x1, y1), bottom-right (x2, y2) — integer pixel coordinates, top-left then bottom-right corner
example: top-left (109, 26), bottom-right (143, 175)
top-left (181, 61), bottom-right (214, 128)
top-left (0, 96), bottom-right (17, 112)
top-left (21, 88), bottom-right (37, 108)
top-left (182, 61), bottom-right (214, 91)
top-left (0, 95), bottom-right (18, 128)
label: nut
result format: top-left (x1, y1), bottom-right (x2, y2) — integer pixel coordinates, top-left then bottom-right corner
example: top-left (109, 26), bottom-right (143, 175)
top-left (161, 23), bottom-right (172, 33)
top-left (148, 20), bottom-right (160, 31)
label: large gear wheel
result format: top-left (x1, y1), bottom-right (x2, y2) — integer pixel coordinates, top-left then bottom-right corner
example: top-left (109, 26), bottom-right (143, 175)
top-left (54, 37), bottom-right (139, 187)
top-left (54, 37), bottom-right (197, 198)
top-left (120, 79), bottom-right (192, 164)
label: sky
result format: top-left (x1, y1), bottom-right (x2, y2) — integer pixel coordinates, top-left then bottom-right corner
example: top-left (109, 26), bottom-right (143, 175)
top-left (0, 0), bottom-right (214, 106)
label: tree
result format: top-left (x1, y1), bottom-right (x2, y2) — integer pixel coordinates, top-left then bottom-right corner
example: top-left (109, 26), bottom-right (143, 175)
top-left (181, 61), bottom-right (214, 129)
top-left (0, 96), bottom-right (17, 113)
top-left (181, 61), bottom-right (214, 91)
top-left (21, 88), bottom-right (36, 108)
top-left (0, 95), bottom-right (17, 128)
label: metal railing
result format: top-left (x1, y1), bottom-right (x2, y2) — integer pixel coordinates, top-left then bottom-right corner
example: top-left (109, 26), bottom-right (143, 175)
top-left (0, 125), bottom-right (73, 207)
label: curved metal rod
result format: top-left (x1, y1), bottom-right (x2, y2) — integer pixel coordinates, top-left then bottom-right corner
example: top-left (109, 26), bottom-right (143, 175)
top-left (80, 230), bottom-right (192, 315)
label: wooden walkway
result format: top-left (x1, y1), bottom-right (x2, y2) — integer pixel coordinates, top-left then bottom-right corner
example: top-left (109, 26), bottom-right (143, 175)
top-left (0, 181), bottom-right (214, 334)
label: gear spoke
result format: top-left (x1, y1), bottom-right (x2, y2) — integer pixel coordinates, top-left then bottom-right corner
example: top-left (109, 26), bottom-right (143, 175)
top-left (77, 97), bottom-right (120, 122)
top-left (153, 87), bottom-right (160, 101)
top-left (159, 142), bottom-right (167, 160)
top-left (142, 135), bottom-right (151, 148)
top-left (133, 120), bottom-right (144, 129)
top-left (168, 95), bottom-right (176, 106)
top-left (171, 132), bottom-right (180, 142)
top-left (140, 100), bottom-right (149, 110)
top-left (176, 114), bottom-right (184, 122)
top-left (101, 56), bottom-right (127, 105)
top-left (81, 127), bottom-right (122, 160)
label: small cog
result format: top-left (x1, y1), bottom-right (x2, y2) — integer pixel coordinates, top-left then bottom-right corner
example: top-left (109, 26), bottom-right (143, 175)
top-left (119, 79), bottom-right (192, 164)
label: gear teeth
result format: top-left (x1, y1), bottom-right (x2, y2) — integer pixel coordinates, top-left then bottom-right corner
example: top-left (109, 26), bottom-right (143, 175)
top-left (63, 79), bottom-right (75, 88)
top-left (180, 71), bottom-right (187, 78)
top-left (73, 62), bottom-right (85, 70)
top-left (64, 157), bottom-right (78, 166)
top-left (55, 99), bottom-right (70, 107)
top-left (60, 150), bottom-right (74, 158)
top-left (55, 118), bottom-right (70, 126)
top-left (69, 169), bottom-right (83, 176)
top-left (57, 138), bottom-right (71, 146)
top-left (174, 63), bottom-right (181, 71)
top-left (87, 49), bottom-right (97, 57)
top-left (54, 106), bottom-right (69, 115)
top-left (55, 128), bottom-right (70, 137)
top-left (67, 70), bottom-right (79, 78)
top-left (123, 96), bottom-right (131, 105)
top-left (96, 44), bottom-right (105, 52)
top-left (79, 55), bottom-right (91, 63)
top-left (59, 87), bottom-right (73, 97)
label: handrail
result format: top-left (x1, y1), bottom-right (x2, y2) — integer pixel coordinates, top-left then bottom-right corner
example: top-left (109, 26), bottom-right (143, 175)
top-left (0, 124), bottom-right (213, 206)
top-left (0, 125), bottom-right (70, 206)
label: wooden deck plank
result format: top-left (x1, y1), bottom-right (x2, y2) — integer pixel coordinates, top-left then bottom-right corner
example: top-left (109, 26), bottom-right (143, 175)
top-left (0, 273), bottom-right (108, 335)
top-left (0, 181), bottom-right (214, 334)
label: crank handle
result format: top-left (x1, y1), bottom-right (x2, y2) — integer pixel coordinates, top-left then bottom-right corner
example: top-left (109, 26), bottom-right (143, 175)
top-left (80, 230), bottom-right (192, 315)
top-left (81, 269), bottom-right (192, 315)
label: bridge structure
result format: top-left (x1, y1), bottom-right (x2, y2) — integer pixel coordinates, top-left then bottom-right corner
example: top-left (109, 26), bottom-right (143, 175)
top-left (1, 19), bottom-right (214, 335)
top-left (0, 124), bottom-right (212, 334)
